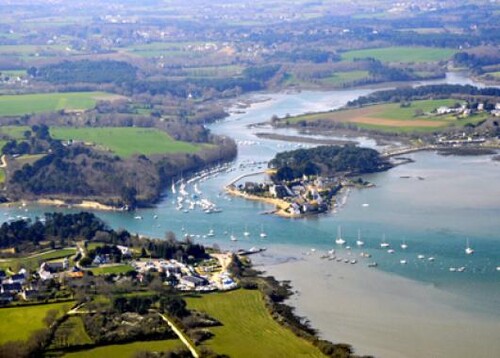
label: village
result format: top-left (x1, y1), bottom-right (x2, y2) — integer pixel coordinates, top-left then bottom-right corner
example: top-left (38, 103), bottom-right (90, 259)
top-left (0, 242), bottom-right (238, 306)
top-left (228, 173), bottom-right (373, 218)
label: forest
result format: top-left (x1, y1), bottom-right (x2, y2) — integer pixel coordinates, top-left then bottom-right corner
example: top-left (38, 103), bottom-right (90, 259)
top-left (269, 145), bottom-right (391, 181)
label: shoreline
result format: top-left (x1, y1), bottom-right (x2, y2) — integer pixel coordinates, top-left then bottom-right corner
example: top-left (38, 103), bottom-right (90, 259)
top-left (224, 186), bottom-right (300, 218)
top-left (252, 245), bottom-right (500, 358)
top-left (1, 199), bottom-right (122, 212)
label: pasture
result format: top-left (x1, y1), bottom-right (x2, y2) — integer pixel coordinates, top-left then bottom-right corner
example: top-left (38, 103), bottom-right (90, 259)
top-left (0, 92), bottom-right (121, 117)
top-left (62, 339), bottom-right (183, 358)
top-left (0, 302), bottom-right (72, 344)
top-left (89, 264), bottom-right (135, 276)
top-left (321, 70), bottom-right (371, 86)
top-left (186, 289), bottom-right (325, 357)
top-left (341, 47), bottom-right (457, 63)
top-left (285, 99), bottom-right (487, 133)
top-left (50, 127), bottom-right (200, 157)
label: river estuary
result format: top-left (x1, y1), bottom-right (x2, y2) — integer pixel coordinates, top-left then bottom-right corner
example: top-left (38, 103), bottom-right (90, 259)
top-left (1, 72), bottom-right (499, 357)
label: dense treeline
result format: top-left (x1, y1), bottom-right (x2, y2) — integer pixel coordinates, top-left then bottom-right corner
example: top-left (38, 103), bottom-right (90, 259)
top-left (30, 60), bottom-right (137, 84)
top-left (0, 212), bottom-right (108, 250)
top-left (9, 144), bottom-right (161, 207)
top-left (347, 84), bottom-right (500, 108)
top-left (453, 52), bottom-right (500, 71)
top-left (0, 212), bottom-right (209, 263)
top-left (2, 124), bottom-right (55, 156)
top-left (269, 145), bottom-right (391, 181)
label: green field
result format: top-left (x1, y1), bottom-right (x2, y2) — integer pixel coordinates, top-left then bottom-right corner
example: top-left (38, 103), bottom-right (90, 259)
top-left (321, 70), bottom-right (371, 86)
top-left (0, 248), bottom-right (76, 271)
top-left (63, 339), bottom-right (183, 358)
top-left (121, 42), bottom-right (206, 58)
top-left (50, 316), bottom-right (93, 348)
top-left (0, 92), bottom-right (121, 117)
top-left (184, 65), bottom-right (244, 78)
top-left (483, 71), bottom-right (500, 80)
top-left (50, 127), bottom-right (200, 157)
top-left (0, 125), bottom-right (30, 139)
top-left (0, 302), bottom-right (72, 344)
top-left (0, 69), bottom-right (27, 77)
top-left (186, 289), bottom-right (325, 357)
top-left (89, 264), bottom-right (135, 275)
top-left (341, 47), bottom-right (457, 63)
top-left (285, 99), bottom-right (488, 133)
top-left (376, 99), bottom-right (458, 120)
top-left (0, 168), bottom-right (5, 184)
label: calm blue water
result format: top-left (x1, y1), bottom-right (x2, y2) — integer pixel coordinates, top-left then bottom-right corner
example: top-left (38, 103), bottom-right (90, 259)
top-left (2, 73), bottom-right (499, 314)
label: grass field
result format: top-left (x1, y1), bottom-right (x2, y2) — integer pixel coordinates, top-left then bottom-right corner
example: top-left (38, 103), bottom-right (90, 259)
top-left (62, 339), bottom-right (183, 358)
top-left (0, 125), bottom-right (30, 139)
top-left (482, 71), bottom-right (500, 80)
top-left (0, 302), bottom-right (72, 344)
top-left (320, 70), bottom-right (371, 86)
top-left (341, 46), bottom-right (457, 63)
top-left (0, 168), bottom-right (5, 184)
top-left (285, 99), bottom-right (488, 133)
top-left (186, 289), bottom-right (325, 357)
top-left (50, 127), bottom-right (200, 157)
top-left (50, 316), bottom-right (93, 349)
top-left (0, 248), bottom-right (76, 271)
top-left (0, 69), bottom-right (27, 77)
top-left (121, 42), bottom-right (206, 58)
top-left (89, 264), bottom-right (135, 275)
top-left (0, 92), bottom-right (121, 117)
top-left (183, 65), bottom-right (244, 78)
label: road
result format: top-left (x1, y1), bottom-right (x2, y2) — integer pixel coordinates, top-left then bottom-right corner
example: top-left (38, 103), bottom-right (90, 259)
top-left (157, 312), bottom-right (199, 358)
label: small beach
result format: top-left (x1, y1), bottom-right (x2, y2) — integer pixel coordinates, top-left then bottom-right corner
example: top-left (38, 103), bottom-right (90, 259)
top-left (253, 245), bottom-right (500, 358)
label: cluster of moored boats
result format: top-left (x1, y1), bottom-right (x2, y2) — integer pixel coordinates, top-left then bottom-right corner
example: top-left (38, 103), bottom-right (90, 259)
top-left (326, 226), bottom-right (488, 272)
top-left (179, 224), bottom-right (268, 242)
top-left (171, 164), bottom-right (231, 214)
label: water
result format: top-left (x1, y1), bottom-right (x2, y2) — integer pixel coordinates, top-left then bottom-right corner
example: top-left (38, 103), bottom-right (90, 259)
top-left (2, 72), bottom-right (499, 314)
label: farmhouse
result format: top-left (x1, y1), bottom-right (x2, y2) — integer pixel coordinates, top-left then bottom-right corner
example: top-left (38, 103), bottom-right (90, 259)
top-left (7, 273), bottom-right (26, 285)
top-left (116, 245), bottom-right (132, 257)
top-left (180, 275), bottom-right (208, 288)
top-left (1, 282), bottom-right (22, 294)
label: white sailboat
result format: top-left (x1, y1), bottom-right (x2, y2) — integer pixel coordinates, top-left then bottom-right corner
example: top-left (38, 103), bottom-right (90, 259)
top-left (230, 233), bottom-right (238, 242)
top-left (380, 234), bottom-right (390, 248)
top-left (465, 238), bottom-right (474, 255)
top-left (179, 181), bottom-right (188, 196)
top-left (356, 229), bottom-right (364, 247)
top-left (207, 228), bottom-right (215, 237)
top-left (243, 224), bottom-right (250, 237)
top-left (259, 224), bottom-right (267, 238)
top-left (401, 239), bottom-right (408, 250)
top-left (335, 226), bottom-right (346, 245)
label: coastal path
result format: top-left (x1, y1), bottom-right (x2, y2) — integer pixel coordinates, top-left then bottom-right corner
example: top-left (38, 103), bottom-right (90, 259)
top-left (226, 170), bottom-right (268, 187)
top-left (157, 312), bottom-right (200, 358)
top-left (381, 145), bottom-right (436, 158)
top-left (0, 155), bottom-right (7, 168)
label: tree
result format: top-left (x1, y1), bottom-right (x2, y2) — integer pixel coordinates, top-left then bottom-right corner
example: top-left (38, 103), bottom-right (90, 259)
top-left (121, 186), bottom-right (137, 208)
top-left (43, 309), bottom-right (59, 327)
top-left (159, 296), bottom-right (188, 318)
